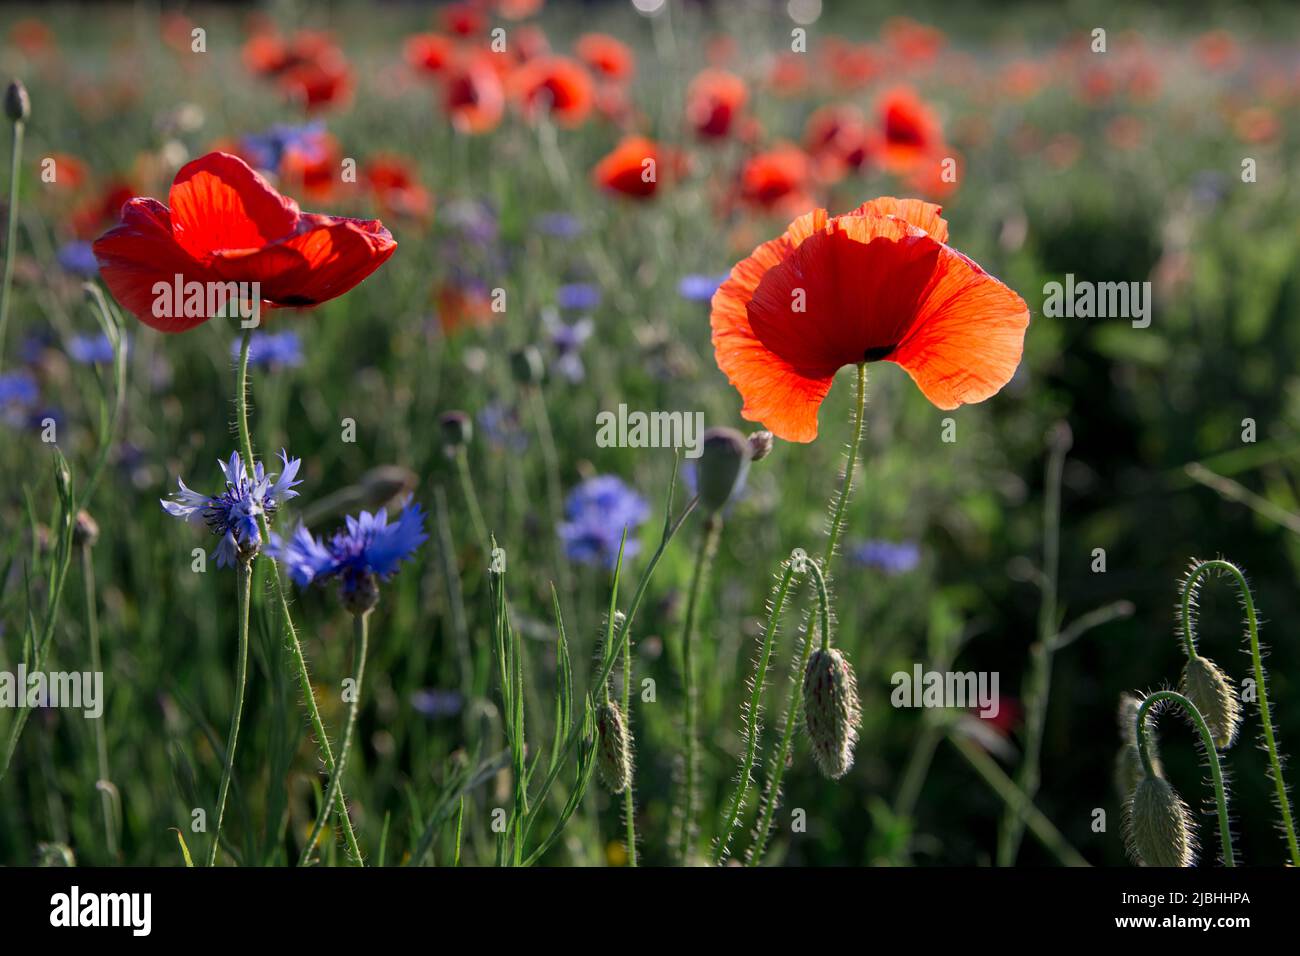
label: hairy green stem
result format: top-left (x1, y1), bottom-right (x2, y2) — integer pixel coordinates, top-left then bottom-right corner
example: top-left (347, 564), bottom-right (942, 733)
top-left (622, 599), bottom-right (638, 867)
top-left (208, 558), bottom-right (252, 866)
top-left (1136, 690), bottom-right (1235, 866)
top-left (299, 610), bottom-right (370, 866)
top-left (677, 513), bottom-right (721, 864)
top-left (1178, 558), bottom-right (1296, 864)
top-left (236, 328), bottom-right (361, 864)
top-left (823, 363), bottom-right (867, 568)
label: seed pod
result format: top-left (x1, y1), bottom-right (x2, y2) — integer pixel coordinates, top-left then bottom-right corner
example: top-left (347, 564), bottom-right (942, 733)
top-left (596, 700), bottom-right (631, 793)
top-left (5, 80), bottom-right (30, 123)
top-left (439, 410), bottom-right (473, 449)
top-left (1180, 655), bottom-right (1240, 750)
top-left (1124, 775), bottom-right (1196, 867)
top-left (696, 426), bottom-right (750, 513)
top-left (747, 430), bottom-right (774, 462)
top-left (802, 646), bottom-right (861, 779)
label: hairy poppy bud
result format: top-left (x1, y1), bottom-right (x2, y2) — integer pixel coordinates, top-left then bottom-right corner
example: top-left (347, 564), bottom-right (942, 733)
top-left (510, 345), bottom-right (544, 385)
top-left (747, 429), bottom-right (774, 462)
top-left (1124, 775), bottom-right (1195, 867)
top-left (439, 410), bottom-right (473, 449)
top-left (5, 80), bottom-right (30, 123)
top-left (1179, 656), bottom-right (1240, 750)
top-left (802, 646), bottom-right (861, 779)
top-left (696, 426), bottom-right (750, 513)
top-left (596, 700), bottom-right (631, 793)
top-left (1115, 693), bottom-right (1161, 802)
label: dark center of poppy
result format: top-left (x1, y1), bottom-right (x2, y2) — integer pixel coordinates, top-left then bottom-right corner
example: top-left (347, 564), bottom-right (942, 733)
top-left (863, 344), bottom-right (896, 362)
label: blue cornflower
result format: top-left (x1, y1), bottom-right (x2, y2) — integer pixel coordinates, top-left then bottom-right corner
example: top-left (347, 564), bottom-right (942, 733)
top-left (271, 499), bottom-right (428, 611)
top-left (541, 308), bottom-right (593, 384)
top-left (848, 539), bottom-right (920, 575)
top-left (240, 121), bottom-right (327, 172)
top-left (57, 240), bottom-right (100, 278)
top-left (556, 283), bottom-right (601, 312)
top-left (0, 371), bottom-right (38, 428)
top-left (558, 475), bottom-right (649, 569)
top-left (161, 450), bottom-right (302, 568)
top-left (533, 212), bottom-right (583, 239)
top-left (411, 688), bottom-right (464, 719)
top-left (443, 199), bottom-right (499, 246)
top-left (67, 332), bottom-right (118, 365)
top-left (677, 273), bottom-right (728, 302)
top-left (230, 330), bottom-right (304, 370)
top-left (478, 402), bottom-right (528, 451)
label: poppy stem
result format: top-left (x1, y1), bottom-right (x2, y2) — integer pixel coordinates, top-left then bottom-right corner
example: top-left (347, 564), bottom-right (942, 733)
top-left (676, 512), bottom-right (721, 865)
top-left (823, 362), bottom-right (868, 570)
top-left (0, 106), bottom-right (22, 372)
top-left (621, 593), bottom-right (638, 867)
top-left (235, 328), bottom-right (363, 865)
top-left (299, 609), bottom-right (370, 866)
top-left (208, 557), bottom-right (251, 867)
top-left (1135, 691), bottom-right (1235, 866)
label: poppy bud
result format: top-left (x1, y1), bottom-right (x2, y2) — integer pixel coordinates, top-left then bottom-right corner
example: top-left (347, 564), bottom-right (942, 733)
top-left (1124, 775), bottom-right (1195, 867)
top-left (747, 429), bottom-right (774, 462)
top-left (802, 646), bottom-right (861, 779)
top-left (1179, 655), bottom-right (1240, 750)
top-left (696, 426), bottom-right (750, 513)
top-left (510, 345), bottom-right (544, 385)
top-left (1114, 693), bottom-right (1161, 803)
top-left (5, 80), bottom-right (30, 123)
top-left (73, 510), bottom-right (100, 548)
top-left (596, 700), bottom-right (631, 793)
top-left (439, 410), bottom-right (473, 449)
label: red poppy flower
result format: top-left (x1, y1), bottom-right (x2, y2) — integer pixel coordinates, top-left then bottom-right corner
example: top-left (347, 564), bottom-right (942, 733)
top-left (686, 69), bottom-right (748, 139)
top-left (710, 198), bottom-right (1028, 442)
top-left (363, 155), bottom-right (433, 222)
top-left (444, 53), bottom-right (507, 134)
top-left (805, 105), bottom-right (877, 180)
top-left (593, 136), bottom-right (663, 199)
top-left (92, 152), bottom-right (396, 333)
top-left (575, 33), bottom-right (635, 82)
top-left (510, 56), bottom-right (594, 127)
top-left (737, 145), bottom-right (813, 214)
top-left (440, 2), bottom-right (487, 37)
top-left (877, 87), bottom-right (943, 174)
top-left (405, 33), bottom-right (457, 77)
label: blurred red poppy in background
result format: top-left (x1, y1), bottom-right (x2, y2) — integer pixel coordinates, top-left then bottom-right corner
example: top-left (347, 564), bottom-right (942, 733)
top-left (71, 180), bottom-right (140, 239)
top-left (93, 152), bottom-right (396, 332)
top-left (877, 87), bottom-right (944, 174)
top-left (710, 198), bottom-right (1028, 442)
top-left (686, 69), bottom-right (748, 139)
top-left (593, 136), bottom-right (663, 199)
top-left (576, 33), bottom-right (635, 82)
top-left (445, 53), bottom-right (507, 134)
top-left (737, 145), bottom-right (812, 214)
top-left (510, 56), bottom-right (594, 127)
top-left (405, 33), bottom-right (457, 78)
top-left (363, 155), bottom-right (433, 221)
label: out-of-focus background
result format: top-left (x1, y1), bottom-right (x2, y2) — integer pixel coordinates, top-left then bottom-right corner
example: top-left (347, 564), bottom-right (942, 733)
top-left (1, 0), bottom-right (1298, 866)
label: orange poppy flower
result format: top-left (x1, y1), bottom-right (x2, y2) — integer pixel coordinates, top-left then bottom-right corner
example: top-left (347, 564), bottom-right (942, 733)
top-left (510, 56), bottom-right (594, 127)
top-left (593, 136), bottom-right (662, 199)
top-left (363, 155), bottom-right (433, 222)
top-left (444, 54), bottom-right (507, 134)
top-left (576, 33), bottom-right (635, 82)
top-left (710, 198), bottom-right (1028, 443)
top-left (405, 33), bottom-right (457, 77)
top-left (737, 145), bottom-right (812, 214)
top-left (686, 69), bottom-right (748, 139)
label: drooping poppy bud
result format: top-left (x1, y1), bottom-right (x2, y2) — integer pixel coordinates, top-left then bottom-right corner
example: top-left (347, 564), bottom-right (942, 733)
top-left (802, 645), bottom-right (861, 779)
top-left (1124, 775), bottom-right (1195, 867)
top-left (1179, 655), bottom-right (1240, 750)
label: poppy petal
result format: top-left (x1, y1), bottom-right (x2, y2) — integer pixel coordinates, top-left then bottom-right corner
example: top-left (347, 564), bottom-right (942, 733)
top-left (168, 152), bottom-right (300, 259)
top-left (849, 196), bottom-right (949, 242)
top-left (92, 198), bottom-right (217, 332)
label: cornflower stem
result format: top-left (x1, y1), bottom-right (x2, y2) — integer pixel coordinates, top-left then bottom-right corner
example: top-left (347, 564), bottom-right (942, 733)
top-left (235, 327), bottom-right (361, 864)
top-left (1178, 558), bottom-right (1297, 864)
top-left (299, 609), bottom-right (370, 866)
top-left (676, 512), bottom-right (721, 864)
top-left (454, 446), bottom-right (491, 559)
top-left (622, 601), bottom-right (637, 867)
top-left (1135, 690), bottom-right (1235, 867)
top-left (748, 559), bottom-right (830, 867)
top-left (714, 556), bottom-right (799, 865)
top-left (81, 541), bottom-right (118, 860)
top-left (208, 557), bottom-right (252, 866)
top-left (0, 110), bottom-right (24, 371)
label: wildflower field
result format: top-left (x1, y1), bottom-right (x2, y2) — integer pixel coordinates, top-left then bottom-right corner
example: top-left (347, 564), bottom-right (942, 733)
top-left (2, 0), bottom-right (1300, 886)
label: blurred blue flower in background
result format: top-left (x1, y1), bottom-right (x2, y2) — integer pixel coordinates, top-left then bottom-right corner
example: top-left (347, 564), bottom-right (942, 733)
top-left (556, 282), bottom-right (601, 312)
top-left (231, 330), bottom-right (305, 370)
top-left (541, 307), bottom-right (593, 383)
top-left (677, 273), bottom-right (728, 302)
top-left (558, 475), bottom-right (650, 569)
top-left (57, 240), bottom-right (99, 278)
top-left (848, 539), bottom-right (921, 575)
top-left (68, 332), bottom-right (118, 365)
